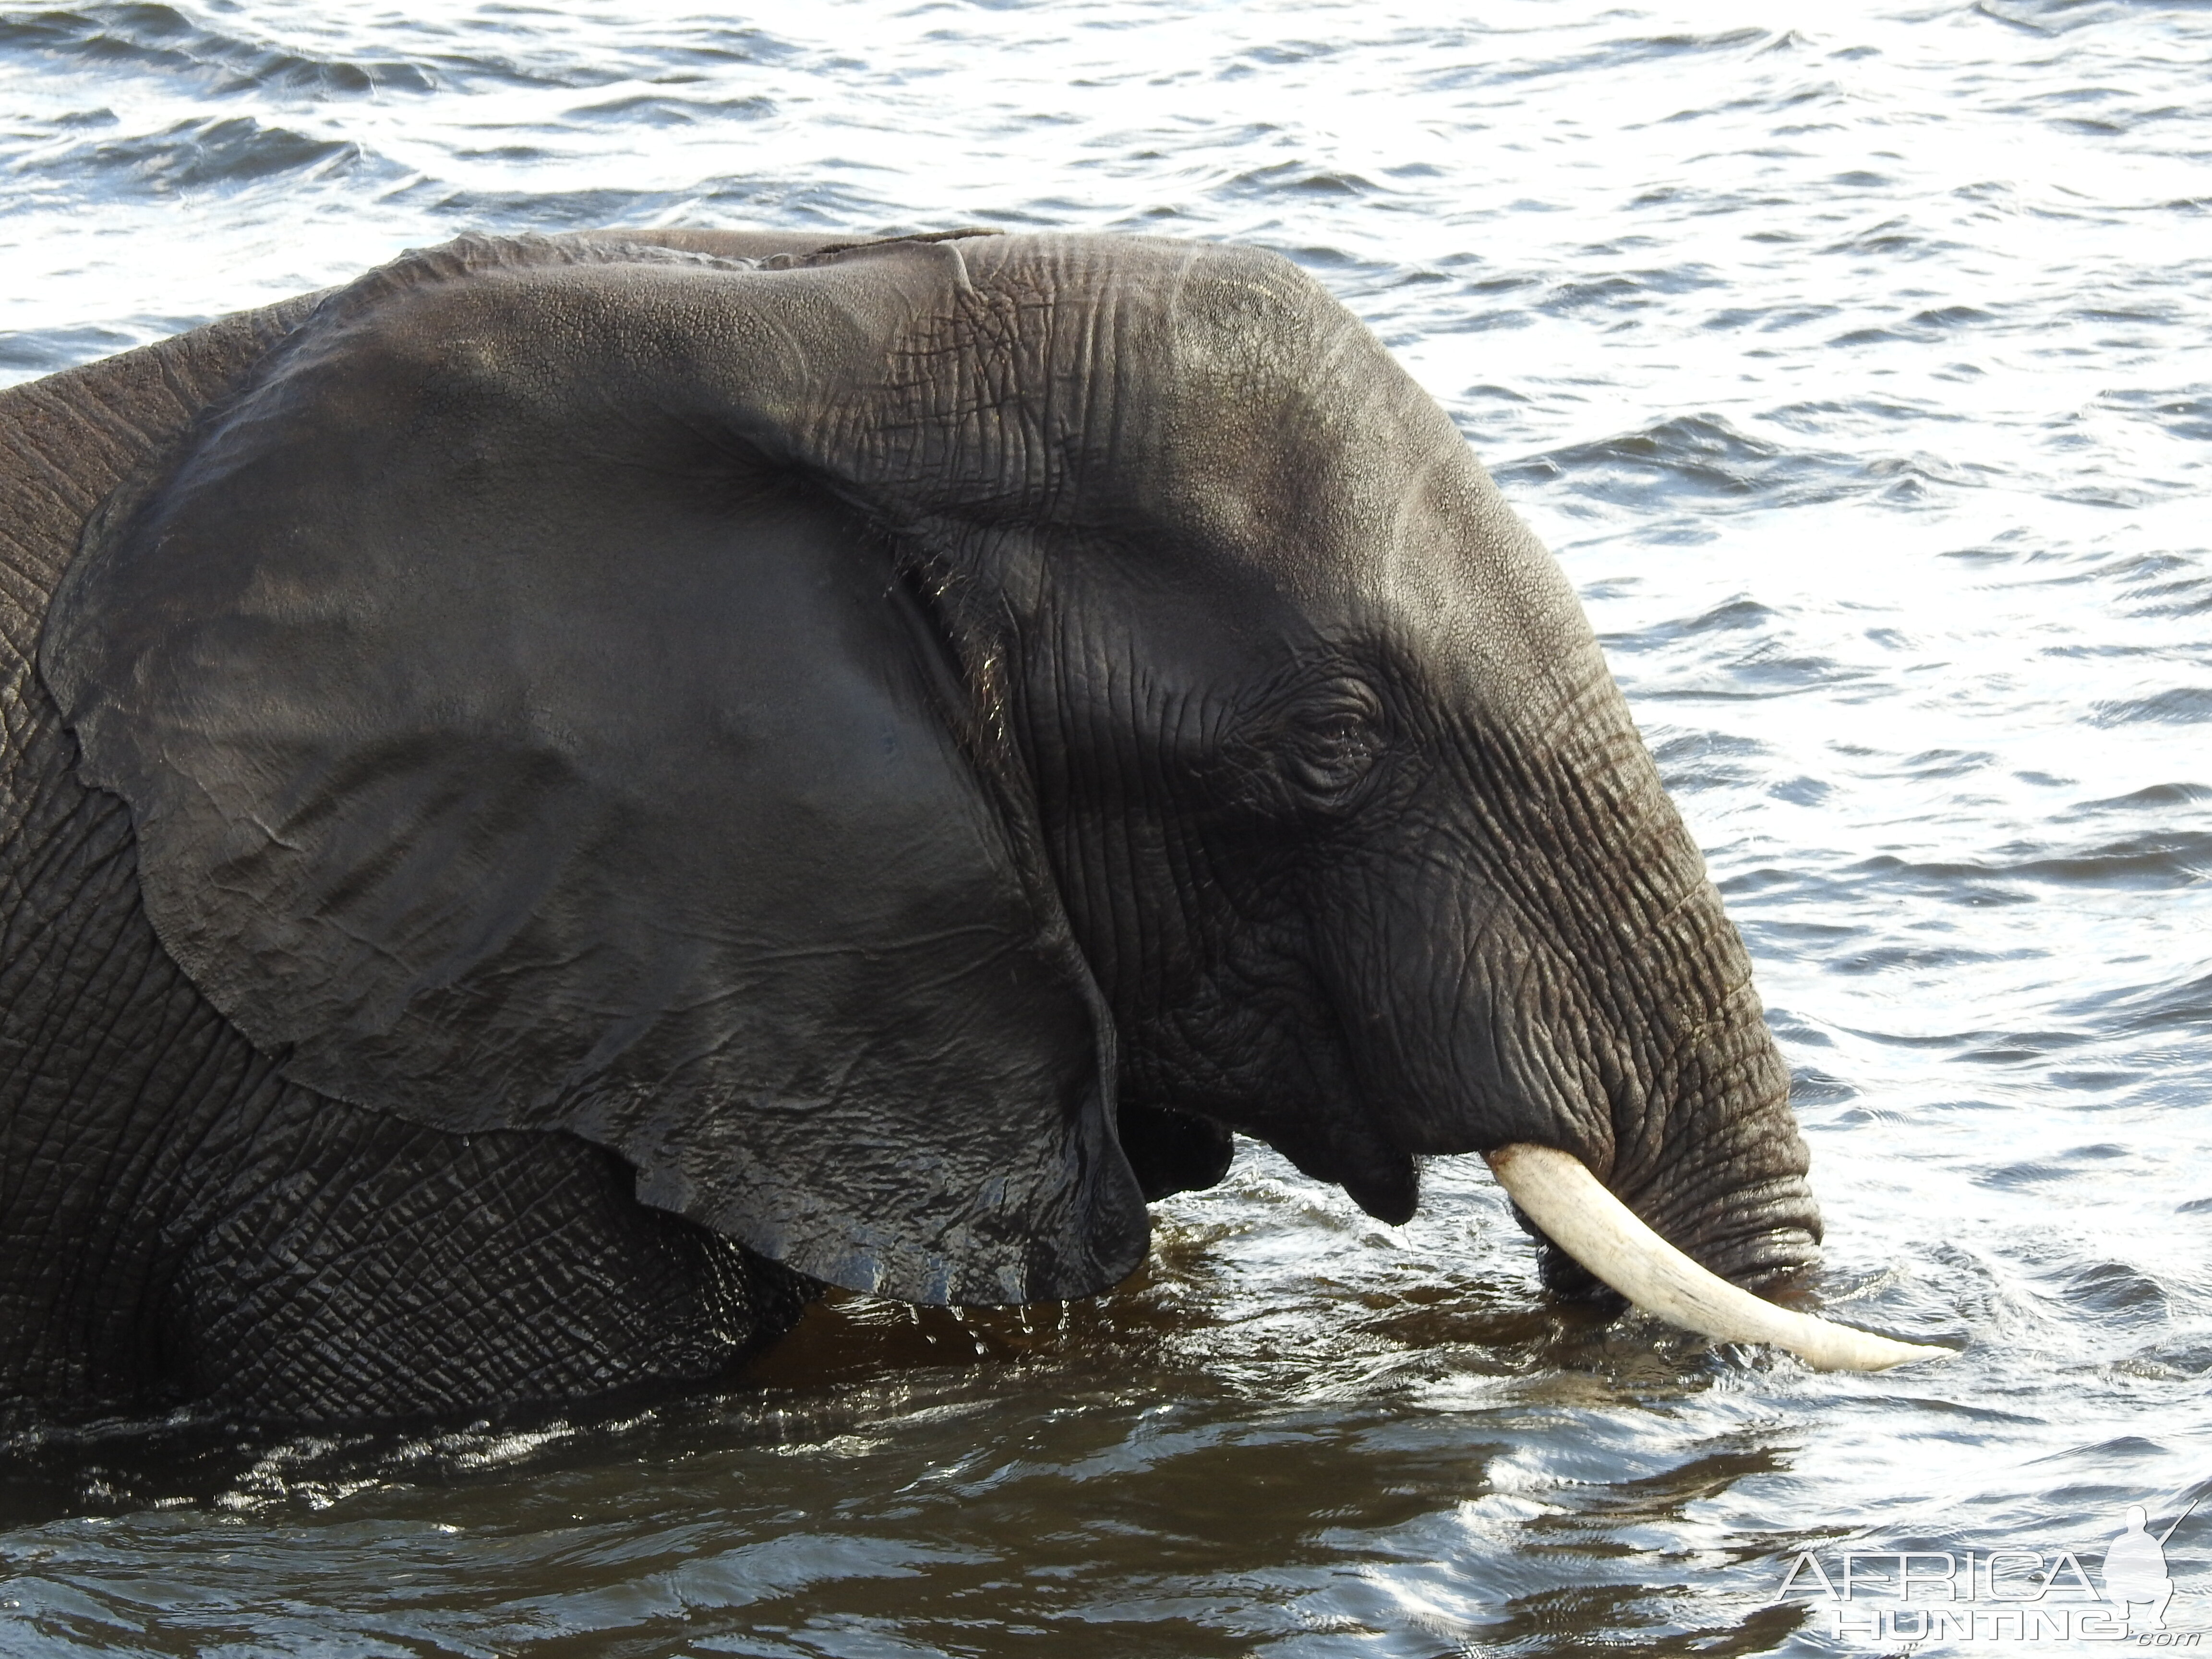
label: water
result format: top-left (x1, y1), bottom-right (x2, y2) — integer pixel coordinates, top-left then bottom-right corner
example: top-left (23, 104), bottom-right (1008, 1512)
top-left (3, 0), bottom-right (2210, 1652)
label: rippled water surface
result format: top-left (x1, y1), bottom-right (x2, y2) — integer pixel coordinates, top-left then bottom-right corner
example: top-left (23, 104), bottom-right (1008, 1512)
top-left (4, 0), bottom-right (2211, 1652)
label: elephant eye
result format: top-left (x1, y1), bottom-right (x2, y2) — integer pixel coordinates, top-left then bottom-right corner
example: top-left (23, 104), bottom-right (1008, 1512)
top-left (1283, 697), bottom-right (1384, 803)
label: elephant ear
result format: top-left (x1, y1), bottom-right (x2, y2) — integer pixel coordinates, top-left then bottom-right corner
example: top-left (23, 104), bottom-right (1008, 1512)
top-left (39, 235), bottom-right (1147, 1306)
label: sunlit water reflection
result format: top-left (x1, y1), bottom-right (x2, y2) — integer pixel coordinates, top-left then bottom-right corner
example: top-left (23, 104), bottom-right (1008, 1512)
top-left (2, 0), bottom-right (2208, 1653)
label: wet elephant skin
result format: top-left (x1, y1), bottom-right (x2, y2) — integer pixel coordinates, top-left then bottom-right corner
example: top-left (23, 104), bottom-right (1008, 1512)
top-left (0, 229), bottom-right (1818, 1426)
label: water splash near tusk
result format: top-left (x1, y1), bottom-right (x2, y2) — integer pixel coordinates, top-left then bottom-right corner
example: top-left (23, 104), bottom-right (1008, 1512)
top-left (1484, 1144), bottom-right (1952, 1372)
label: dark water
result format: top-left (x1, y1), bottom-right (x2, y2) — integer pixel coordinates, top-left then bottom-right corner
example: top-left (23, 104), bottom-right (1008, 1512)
top-left (4, 1), bottom-right (2210, 1653)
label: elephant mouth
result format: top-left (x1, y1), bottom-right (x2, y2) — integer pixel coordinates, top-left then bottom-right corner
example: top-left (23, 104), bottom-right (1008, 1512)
top-left (1485, 1144), bottom-right (1947, 1372)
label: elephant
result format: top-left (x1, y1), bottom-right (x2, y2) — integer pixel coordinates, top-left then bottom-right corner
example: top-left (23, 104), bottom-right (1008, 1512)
top-left (0, 227), bottom-right (1933, 1430)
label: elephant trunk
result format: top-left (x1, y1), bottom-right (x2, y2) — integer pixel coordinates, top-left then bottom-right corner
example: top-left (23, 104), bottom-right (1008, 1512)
top-left (1326, 678), bottom-right (1828, 1299)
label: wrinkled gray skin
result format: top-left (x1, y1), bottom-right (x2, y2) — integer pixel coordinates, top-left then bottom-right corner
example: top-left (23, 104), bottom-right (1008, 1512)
top-left (0, 228), bottom-right (1819, 1428)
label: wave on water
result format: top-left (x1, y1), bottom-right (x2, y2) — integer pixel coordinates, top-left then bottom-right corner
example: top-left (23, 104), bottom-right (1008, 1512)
top-left (22, 114), bottom-right (365, 194)
top-left (0, 4), bottom-right (438, 96)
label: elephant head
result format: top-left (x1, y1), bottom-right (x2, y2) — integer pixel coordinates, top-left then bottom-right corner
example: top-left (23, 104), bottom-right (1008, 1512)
top-left (35, 228), bottom-right (1923, 1366)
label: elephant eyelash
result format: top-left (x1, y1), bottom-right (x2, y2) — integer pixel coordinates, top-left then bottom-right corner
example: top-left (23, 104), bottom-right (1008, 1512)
top-left (1285, 724), bottom-right (1381, 796)
top-left (1280, 688), bottom-right (1388, 804)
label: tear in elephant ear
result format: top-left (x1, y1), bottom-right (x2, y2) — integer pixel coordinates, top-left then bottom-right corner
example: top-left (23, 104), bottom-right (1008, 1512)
top-left (38, 244), bottom-right (1149, 1308)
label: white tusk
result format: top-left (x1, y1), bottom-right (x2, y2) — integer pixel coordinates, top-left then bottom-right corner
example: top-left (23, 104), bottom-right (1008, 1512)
top-left (1484, 1143), bottom-right (1950, 1372)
